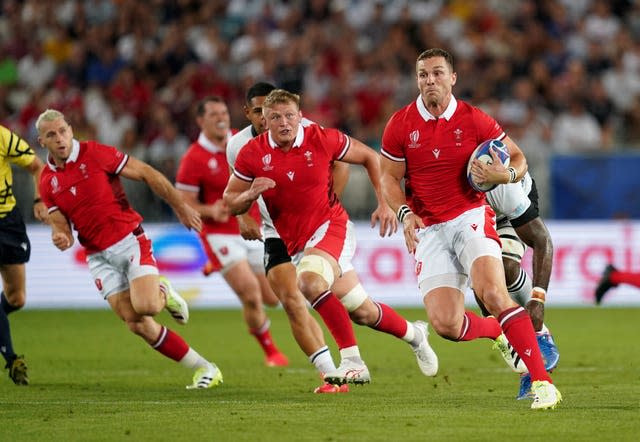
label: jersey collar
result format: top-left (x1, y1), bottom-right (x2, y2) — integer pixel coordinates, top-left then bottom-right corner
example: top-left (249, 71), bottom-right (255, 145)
top-left (47, 138), bottom-right (80, 171)
top-left (416, 94), bottom-right (457, 121)
top-left (197, 131), bottom-right (228, 153)
top-left (268, 124), bottom-right (304, 149)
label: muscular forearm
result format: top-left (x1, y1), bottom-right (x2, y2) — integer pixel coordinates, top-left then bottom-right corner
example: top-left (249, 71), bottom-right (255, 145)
top-left (144, 167), bottom-right (183, 209)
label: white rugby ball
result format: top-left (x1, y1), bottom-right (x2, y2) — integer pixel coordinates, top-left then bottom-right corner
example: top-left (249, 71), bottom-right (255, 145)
top-left (466, 139), bottom-right (510, 192)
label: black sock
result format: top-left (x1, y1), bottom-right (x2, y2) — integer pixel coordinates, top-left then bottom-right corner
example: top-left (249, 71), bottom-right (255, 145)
top-left (0, 292), bottom-right (16, 365)
top-left (1, 292), bottom-right (19, 314)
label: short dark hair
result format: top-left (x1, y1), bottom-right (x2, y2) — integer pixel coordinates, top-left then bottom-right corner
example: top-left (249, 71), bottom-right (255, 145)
top-left (196, 96), bottom-right (225, 116)
top-left (246, 82), bottom-right (276, 104)
top-left (417, 48), bottom-right (454, 71)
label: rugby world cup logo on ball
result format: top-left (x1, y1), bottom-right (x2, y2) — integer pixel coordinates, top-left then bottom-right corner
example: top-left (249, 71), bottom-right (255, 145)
top-left (466, 139), bottom-right (510, 192)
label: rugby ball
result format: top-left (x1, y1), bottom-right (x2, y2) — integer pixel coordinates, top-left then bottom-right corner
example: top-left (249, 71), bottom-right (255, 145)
top-left (466, 139), bottom-right (510, 192)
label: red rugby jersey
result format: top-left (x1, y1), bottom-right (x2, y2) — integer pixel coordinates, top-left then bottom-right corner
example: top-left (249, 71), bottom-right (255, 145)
top-left (176, 132), bottom-right (259, 235)
top-left (381, 96), bottom-right (505, 226)
top-left (40, 140), bottom-right (142, 253)
top-left (234, 124), bottom-right (349, 255)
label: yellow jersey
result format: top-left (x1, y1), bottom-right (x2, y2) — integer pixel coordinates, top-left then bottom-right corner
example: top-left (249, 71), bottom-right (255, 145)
top-left (0, 125), bottom-right (36, 217)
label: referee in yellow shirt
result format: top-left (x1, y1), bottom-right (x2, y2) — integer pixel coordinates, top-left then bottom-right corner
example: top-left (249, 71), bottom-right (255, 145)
top-left (0, 125), bottom-right (47, 385)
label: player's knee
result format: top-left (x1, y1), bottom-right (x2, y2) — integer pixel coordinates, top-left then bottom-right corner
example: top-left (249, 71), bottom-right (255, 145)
top-left (2, 287), bottom-right (26, 308)
top-left (296, 255), bottom-right (334, 298)
top-left (131, 296), bottom-right (163, 317)
top-left (477, 284), bottom-right (511, 314)
top-left (340, 284), bottom-right (372, 325)
top-left (502, 259), bottom-right (521, 287)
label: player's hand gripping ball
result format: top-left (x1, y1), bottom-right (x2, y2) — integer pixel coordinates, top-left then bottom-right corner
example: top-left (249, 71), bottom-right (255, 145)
top-left (466, 139), bottom-right (510, 192)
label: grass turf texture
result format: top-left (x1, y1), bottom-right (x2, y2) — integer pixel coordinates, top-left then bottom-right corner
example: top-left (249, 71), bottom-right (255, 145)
top-left (0, 307), bottom-right (638, 441)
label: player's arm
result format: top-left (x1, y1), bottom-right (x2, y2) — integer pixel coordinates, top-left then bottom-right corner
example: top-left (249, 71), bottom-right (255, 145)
top-left (341, 137), bottom-right (397, 237)
top-left (331, 161), bottom-right (350, 197)
top-left (513, 217), bottom-right (553, 330)
top-left (120, 156), bottom-right (202, 232)
top-left (227, 163), bottom-right (262, 240)
top-left (223, 175), bottom-right (275, 216)
top-left (23, 156), bottom-right (48, 223)
top-left (177, 189), bottom-right (229, 223)
top-left (48, 210), bottom-right (74, 251)
top-left (380, 155), bottom-right (423, 253)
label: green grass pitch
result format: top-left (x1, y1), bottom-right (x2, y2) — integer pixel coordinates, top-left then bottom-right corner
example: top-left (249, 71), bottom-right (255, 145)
top-left (0, 307), bottom-right (638, 441)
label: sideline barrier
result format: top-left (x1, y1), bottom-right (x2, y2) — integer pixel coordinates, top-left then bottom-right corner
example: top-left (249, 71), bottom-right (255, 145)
top-left (24, 221), bottom-right (640, 308)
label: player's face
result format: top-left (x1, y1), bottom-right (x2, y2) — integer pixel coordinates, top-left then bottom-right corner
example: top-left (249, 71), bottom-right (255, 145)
top-left (38, 117), bottom-right (74, 163)
top-left (245, 96), bottom-right (268, 134)
top-left (198, 100), bottom-right (230, 142)
top-left (416, 56), bottom-right (456, 108)
top-left (264, 102), bottom-right (301, 148)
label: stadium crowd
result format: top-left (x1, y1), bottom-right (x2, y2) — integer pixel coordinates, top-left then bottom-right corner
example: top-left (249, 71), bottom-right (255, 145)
top-left (1, 0), bottom-right (637, 220)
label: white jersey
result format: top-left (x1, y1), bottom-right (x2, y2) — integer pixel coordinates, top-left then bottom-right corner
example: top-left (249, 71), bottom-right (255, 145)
top-left (226, 118), bottom-right (315, 239)
top-left (485, 171), bottom-right (533, 222)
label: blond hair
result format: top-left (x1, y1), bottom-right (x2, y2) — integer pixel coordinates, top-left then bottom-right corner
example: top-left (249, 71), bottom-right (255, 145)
top-left (35, 109), bottom-right (66, 133)
top-left (262, 89), bottom-right (301, 110)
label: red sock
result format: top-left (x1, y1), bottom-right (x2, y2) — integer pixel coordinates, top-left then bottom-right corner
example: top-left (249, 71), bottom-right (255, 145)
top-left (311, 290), bottom-right (357, 349)
top-left (498, 307), bottom-right (552, 382)
top-left (372, 302), bottom-right (408, 338)
top-left (611, 270), bottom-right (640, 288)
top-left (250, 320), bottom-right (280, 357)
top-left (457, 311), bottom-right (502, 341)
top-left (152, 326), bottom-right (189, 361)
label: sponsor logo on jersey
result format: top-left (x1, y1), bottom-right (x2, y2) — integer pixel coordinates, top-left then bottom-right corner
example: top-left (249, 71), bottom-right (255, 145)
top-left (287, 171), bottom-right (295, 181)
top-left (70, 186), bottom-right (76, 196)
top-left (432, 148), bottom-right (440, 159)
top-left (208, 157), bottom-right (219, 171)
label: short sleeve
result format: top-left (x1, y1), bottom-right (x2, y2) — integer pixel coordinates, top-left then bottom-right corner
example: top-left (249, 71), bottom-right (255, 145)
top-left (176, 149), bottom-right (201, 192)
top-left (91, 142), bottom-right (129, 175)
top-left (381, 112), bottom-right (405, 161)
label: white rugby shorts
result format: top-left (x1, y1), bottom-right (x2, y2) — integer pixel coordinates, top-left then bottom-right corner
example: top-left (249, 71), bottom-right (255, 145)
top-left (86, 230), bottom-right (158, 299)
top-left (414, 205), bottom-right (502, 294)
top-left (203, 233), bottom-right (264, 275)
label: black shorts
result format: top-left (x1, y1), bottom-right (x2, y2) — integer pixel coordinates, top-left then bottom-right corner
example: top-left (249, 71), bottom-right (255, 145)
top-left (510, 177), bottom-right (541, 229)
top-left (0, 207), bottom-right (31, 265)
top-left (264, 238), bottom-right (291, 274)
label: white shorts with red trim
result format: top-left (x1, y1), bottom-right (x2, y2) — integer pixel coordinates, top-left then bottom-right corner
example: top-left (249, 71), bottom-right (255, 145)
top-left (202, 233), bottom-right (264, 275)
top-left (291, 219), bottom-right (355, 274)
top-left (414, 205), bottom-right (501, 294)
top-left (86, 230), bottom-right (158, 299)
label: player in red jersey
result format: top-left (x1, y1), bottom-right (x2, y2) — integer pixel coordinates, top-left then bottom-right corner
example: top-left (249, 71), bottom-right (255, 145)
top-left (594, 264), bottom-right (640, 304)
top-left (379, 48), bottom-right (561, 410)
top-left (225, 89), bottom-right (438, 386)
top-left (36, 109), bottom-right (222, 389)
top-left (176, 96), bottom-right (288, 368)
top-left (227, 84), bottom-right (437, 392)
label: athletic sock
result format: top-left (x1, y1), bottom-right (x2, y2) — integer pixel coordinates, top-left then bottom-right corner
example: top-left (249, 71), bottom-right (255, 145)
top-left (498, 306), bottom-right (552, 382)
top-left (311, 290), bottom-right (357, 349)
top-left (151, 326), bottom-right (190, 362)
top-left (611, 269), bottom-right (640, 288)
top-left (507, 268), bottom-right (533, 306)
top-left (1, 292), bottom-right (19, 314)
top-left (178, 348), bottom-right (210, 370)
top-left (0, 292), bottom-right (15, 364)
top-left (309, 345), bottom-right (336, 374)
top-left (370, 302), bottom-right (409, 339)
top-left (250, 318), bottom-right (280, 357)
top-left (456, 311), bottom-right (502, 341)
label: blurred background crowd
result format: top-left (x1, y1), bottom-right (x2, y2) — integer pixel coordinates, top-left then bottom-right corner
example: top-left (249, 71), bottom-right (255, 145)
top-left (2, 0), bottom-right (638, 221)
